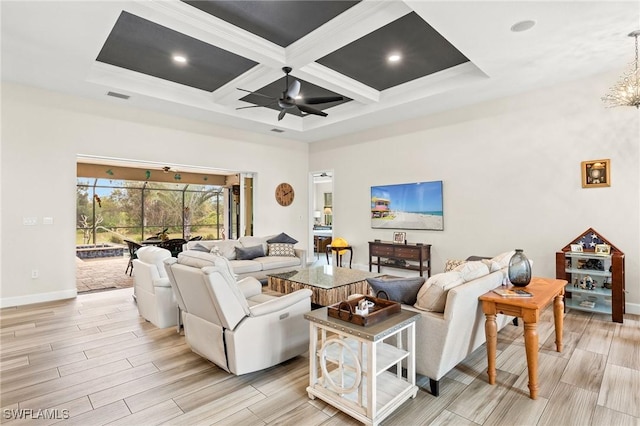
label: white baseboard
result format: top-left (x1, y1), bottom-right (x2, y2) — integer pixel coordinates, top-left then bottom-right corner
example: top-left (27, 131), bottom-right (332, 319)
top-left (625, 302), bottom-right (640, 315)
top-left (0, 289), bottom-right (77, 308)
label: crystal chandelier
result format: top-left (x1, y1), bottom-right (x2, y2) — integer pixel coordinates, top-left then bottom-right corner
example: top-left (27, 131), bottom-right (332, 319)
top-left (602, 30), bottom-right (640, 108)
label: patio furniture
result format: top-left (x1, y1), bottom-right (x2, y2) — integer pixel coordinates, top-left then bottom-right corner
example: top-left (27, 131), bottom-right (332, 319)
top-left (124, 239), bottom-right (142, 276)
top-left (158, 238), bottom-right (187, 257)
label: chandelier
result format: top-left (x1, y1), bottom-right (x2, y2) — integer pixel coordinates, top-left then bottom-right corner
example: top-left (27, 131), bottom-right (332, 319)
top-left (602, 30), bottom-right (640, 108)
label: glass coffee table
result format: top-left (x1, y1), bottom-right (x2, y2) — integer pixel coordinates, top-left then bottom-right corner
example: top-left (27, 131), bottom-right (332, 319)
top-left (267, 266), bottom-right (381, 306)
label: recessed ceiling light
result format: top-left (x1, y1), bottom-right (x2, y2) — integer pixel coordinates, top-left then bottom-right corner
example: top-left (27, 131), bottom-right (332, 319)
top-left (388, 53), bottom-right (402, 63)
top-left (510, 20), bottom-right (536, 32)
top-left (173, 55), bottom-right (187, 64)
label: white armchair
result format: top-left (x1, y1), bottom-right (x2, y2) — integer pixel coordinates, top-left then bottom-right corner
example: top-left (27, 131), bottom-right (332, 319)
top-left (165, 254), bottom-right (312, 375)
top-left (133, 246), bottom-right (178, 329)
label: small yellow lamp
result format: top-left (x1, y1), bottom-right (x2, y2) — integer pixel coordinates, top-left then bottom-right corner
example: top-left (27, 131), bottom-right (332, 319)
top-left (331, 237), bottom-right (348, 255)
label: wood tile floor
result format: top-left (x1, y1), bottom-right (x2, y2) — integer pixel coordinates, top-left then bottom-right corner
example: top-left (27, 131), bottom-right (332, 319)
top-left (1, 287), bottom-right (638, 425)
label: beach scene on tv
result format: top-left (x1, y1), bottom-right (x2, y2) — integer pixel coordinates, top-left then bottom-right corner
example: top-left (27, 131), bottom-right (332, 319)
top-left (371, 181), bottom-right (444, 231)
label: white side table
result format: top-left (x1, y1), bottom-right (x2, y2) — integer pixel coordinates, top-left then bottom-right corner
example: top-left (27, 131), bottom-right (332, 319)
top-left (305, 308), bottom-right (419, 426)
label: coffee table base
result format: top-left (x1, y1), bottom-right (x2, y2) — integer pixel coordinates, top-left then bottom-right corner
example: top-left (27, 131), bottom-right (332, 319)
top-left (268, 276), bottom-right (370, 307)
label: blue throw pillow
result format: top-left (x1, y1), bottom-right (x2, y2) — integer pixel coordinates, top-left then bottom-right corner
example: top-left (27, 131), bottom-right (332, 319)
top-left (266, 232), bottom-right (298, 244)
top-left (236, 245), bottom-right (265, 260)
top-left (366, 276), bottom-right (426, 305)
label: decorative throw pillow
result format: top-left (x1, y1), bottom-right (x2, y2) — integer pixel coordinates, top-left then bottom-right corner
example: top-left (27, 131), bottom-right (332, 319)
top-left (453, 261), bottom-right (490, 282)
top-left (211, 240), bottom-right (240, 260)
top-left (491, 250), bottom-right (516, 269)
top-left (366, 276), bottom-right (425, 305)
top-left (266, 232), bottom-right (298, 244)
top-left (268, 243), bottom-right (296, 257)
top-left (481, 259), bottom-right (503, 273)
top-left (190, 242), bottom-right (211, 253)
top-left (414, 271), bottom-right (464, 313)
top-left (235, 245), bottom-right (265, 260)
top-left (444, 259), bottom-right (467, 272)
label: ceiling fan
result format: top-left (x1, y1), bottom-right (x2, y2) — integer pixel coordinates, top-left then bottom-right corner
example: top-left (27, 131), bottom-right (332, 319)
top-left (237, 67), bottom-right (344, 121)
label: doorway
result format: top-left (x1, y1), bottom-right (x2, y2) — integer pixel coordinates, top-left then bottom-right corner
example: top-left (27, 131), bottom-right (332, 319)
top-left (310, 171), bottom-right (333, 260)
top-left (75, 156), bottom-right (253, 293)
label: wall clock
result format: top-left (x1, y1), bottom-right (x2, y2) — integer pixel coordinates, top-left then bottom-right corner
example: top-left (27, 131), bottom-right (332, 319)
top-left (275, 182), bottom-right (295, 206)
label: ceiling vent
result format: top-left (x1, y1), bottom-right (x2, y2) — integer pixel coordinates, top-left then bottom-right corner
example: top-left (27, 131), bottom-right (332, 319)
top-left (270, 128), bottom-right (284, 133)
top-left (107, 91), bottom-right (130, 100)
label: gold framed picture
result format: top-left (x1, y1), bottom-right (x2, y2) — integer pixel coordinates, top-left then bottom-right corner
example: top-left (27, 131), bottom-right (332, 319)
top-left (595, 244), bottom-right (611, 255)
top-left (570, 244), bottom-right (583, 253)
top-left (581, 159), bottom-right (610, 188)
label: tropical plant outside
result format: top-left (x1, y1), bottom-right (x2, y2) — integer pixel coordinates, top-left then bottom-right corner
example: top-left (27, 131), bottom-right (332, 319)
top-left (77, 178), bottom-right (224, 245)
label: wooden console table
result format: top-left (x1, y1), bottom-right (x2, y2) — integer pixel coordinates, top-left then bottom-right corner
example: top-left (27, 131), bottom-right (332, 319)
top-left (368, 241), bottom-right (431, 277)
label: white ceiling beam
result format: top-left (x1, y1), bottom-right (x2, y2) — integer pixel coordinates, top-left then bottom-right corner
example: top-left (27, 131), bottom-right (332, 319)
top-left (296, 63), bottom-right (379, 104)
top-left (285, 0), bottom-right (412, 69)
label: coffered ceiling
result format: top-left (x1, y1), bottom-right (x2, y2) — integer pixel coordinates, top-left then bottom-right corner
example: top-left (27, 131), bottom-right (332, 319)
top-left (1, 1), bottom-right (637, 142)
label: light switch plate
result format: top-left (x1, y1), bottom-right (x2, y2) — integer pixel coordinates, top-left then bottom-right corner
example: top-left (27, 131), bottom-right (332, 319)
top-left (43, 217), bottom-right (54, 225)
top-left (23, 217), bottom-right (37, 226)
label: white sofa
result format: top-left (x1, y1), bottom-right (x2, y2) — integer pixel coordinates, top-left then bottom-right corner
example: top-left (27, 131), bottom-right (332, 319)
top-left (182, 235), bottom-right (306, 280)
top-left (368, 253), bottom-right (517, 396)
top-left (132, 246), bottom-right (178, 329)
top-left (164, 254), bottom-right (312, 375)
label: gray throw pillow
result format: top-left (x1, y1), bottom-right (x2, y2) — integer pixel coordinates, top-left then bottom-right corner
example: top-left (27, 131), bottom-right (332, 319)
top-left (266, 232), bottom-right (298, 244)
top-left (235, 245), bottom-right (265, 260)
top-left (191, 242), bottom-right (211, 253)
top-left (366, 276), bottom-right (426, 305)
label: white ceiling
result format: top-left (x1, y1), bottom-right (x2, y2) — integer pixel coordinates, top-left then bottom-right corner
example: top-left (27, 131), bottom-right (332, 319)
top-left (2, 1), bottom-right (638, 143)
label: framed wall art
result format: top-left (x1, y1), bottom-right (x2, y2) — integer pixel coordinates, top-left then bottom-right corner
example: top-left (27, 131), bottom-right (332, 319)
top-left (581, 159), bottom-right (610, 188)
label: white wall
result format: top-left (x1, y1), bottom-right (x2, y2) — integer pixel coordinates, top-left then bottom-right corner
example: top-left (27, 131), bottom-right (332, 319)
top-left (310, 70), bottom-right (640, 313)
top-left (1, 83), bottom-right (310, 307)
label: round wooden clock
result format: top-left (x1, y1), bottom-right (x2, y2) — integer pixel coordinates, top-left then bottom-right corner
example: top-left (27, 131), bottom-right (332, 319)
top-left (275, 182), bottom-right (294, 206)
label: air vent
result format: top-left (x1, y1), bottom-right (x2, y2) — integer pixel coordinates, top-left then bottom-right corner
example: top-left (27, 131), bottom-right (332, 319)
top-left (270, 128), bottom-right (284, 133)
top-left (107, 91), bottom-right (130, 100)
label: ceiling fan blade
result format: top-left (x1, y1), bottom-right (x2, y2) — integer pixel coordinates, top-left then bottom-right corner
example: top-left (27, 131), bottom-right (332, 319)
top-left (236, 101), bottom-right (277, 111)
top-left (236, 88), bottom-right (275, 100)
top-left (301, 96), bottom-right (344, 105)
top-left (277, 109), bottom-right (287, 121)
top-left (297, 104), bottom-right (328, 117)
top-left (286, 80), bottom-right (301, 99)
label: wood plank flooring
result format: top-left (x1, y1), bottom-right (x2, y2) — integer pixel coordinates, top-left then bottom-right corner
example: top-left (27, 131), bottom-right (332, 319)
top-left (1, 287), bottom-right (638, 425)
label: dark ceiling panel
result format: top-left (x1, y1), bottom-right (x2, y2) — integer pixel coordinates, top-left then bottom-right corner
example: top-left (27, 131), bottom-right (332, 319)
top-left (96, 11), bottom-right (257, 92)
top-left (316, 12), bottom-right (469, 91)
top-left (182, 0), bottom-right (360, 47)
top-left (239, 74), bottom-right (350, 117)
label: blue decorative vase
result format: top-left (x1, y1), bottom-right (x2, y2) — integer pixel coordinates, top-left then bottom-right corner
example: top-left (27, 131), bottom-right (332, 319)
top-left (508, 249), bottom-right (531, 287)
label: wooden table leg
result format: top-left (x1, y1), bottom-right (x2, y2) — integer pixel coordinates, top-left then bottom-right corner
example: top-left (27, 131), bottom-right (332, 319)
top-left (554, 293), bottom-right (564, 352)
top-left (484, 313), bottom-right (497, 385)
top-left (523, 321), bottom-right (539, 399)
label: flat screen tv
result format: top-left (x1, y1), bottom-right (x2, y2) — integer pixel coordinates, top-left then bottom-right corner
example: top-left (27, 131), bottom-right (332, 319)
top-left (371, 180), bottom-right (444, 230)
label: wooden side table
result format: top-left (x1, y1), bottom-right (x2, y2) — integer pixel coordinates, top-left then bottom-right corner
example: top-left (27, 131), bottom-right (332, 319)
top-left (326, 245), bottom-right (353, 268)
top-left (478, 276), bottom-right (566, 400)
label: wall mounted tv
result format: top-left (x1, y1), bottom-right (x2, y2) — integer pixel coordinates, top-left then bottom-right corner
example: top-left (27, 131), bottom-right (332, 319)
top-left (371, 180), bottom-right (444, 231)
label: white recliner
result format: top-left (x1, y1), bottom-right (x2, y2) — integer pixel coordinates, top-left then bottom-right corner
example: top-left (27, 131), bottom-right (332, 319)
top-left (132, 246), bottom-right (178, 329)
top-left (164, 254), bottom-right (312, 375)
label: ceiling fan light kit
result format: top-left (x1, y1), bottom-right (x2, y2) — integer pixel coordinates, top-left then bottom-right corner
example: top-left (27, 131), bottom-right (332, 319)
top-left (602, 30), bottom-right (640, 109)
top-left (237, 67), bottom-right (344, 121)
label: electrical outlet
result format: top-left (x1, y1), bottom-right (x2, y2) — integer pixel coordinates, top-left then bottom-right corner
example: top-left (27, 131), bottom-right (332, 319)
top-left (31, 269), bottom-right (39, 279)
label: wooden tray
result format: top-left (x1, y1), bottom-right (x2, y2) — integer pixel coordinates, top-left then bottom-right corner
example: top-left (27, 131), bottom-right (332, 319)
top-left (327, 293), bottom-right (400, 327)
